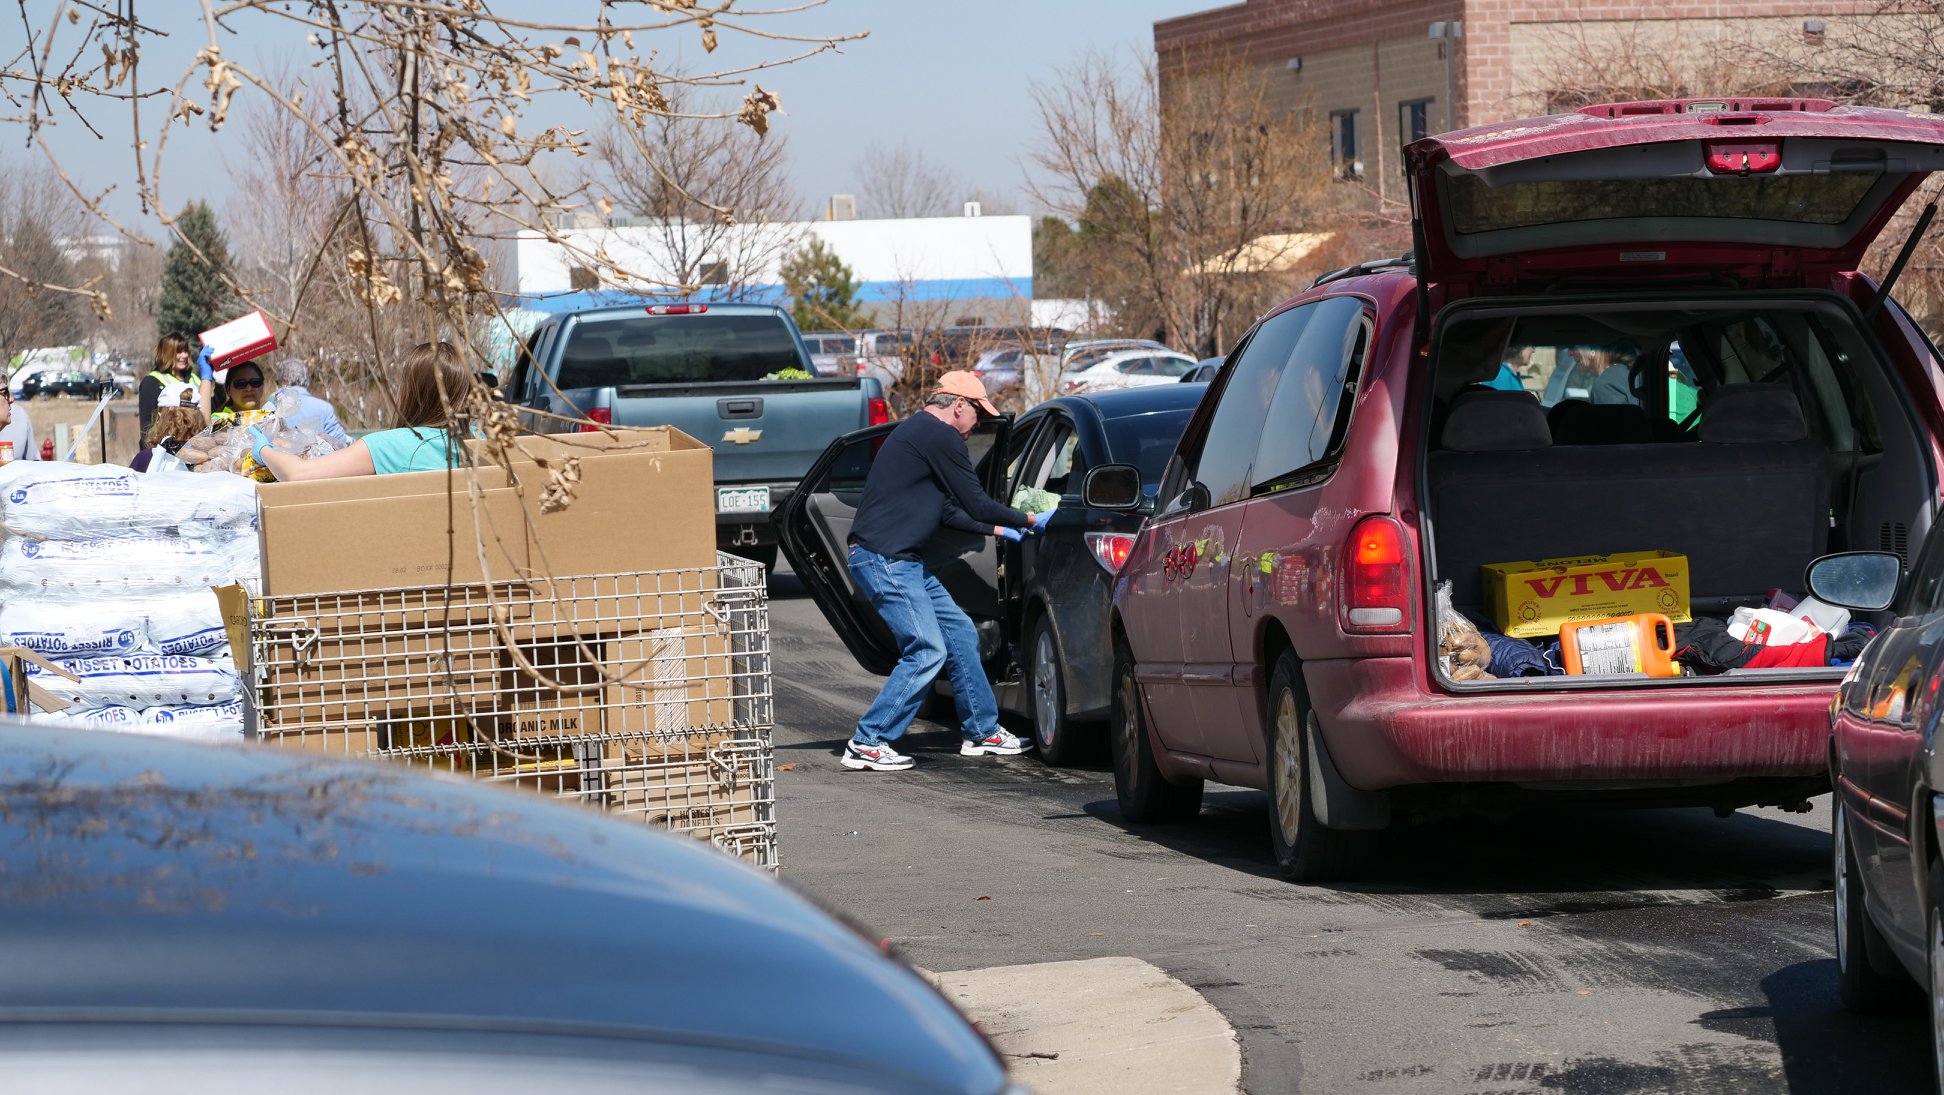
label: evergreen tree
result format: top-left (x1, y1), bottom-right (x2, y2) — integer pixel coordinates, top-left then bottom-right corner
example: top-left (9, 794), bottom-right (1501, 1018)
top-left (780, 237), bottom-right (869, 332)
top-left (157, 201), bottom-right (237, 339)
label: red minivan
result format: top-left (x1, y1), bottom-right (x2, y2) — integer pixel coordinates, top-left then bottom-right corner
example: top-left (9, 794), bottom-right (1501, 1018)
top-left (1090, 98), bottom-right (1944, 880)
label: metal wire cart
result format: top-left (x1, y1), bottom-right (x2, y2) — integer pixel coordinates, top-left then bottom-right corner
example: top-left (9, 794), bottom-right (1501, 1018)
top-left (244, 554), bottom-right (776, 868)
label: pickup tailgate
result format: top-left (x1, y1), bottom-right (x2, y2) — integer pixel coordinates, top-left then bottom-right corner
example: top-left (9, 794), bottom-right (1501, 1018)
top-left (611, 379), bottom-right (874, 483)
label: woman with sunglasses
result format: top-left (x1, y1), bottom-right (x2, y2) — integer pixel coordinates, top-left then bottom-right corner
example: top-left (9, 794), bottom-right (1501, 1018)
top-left (208, 361), bottom-right (267, 428)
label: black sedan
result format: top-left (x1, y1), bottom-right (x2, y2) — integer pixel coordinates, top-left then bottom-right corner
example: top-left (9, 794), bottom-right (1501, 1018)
top-left (0, 723), bottom-right (1013, 1093)
top-left (23, 370), bottom-right (113, 399)
top-left (775, 383), bottom-right (1206, 763)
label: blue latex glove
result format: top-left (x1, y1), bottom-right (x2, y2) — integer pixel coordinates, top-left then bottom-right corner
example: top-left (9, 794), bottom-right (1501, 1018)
top-left (196, 344), bottom-right (216, 381)
top-left (245, 426), bottom-right (274, 465)
top-left (996, 525), bottom-right (1025, 543)
top-left (1026, 508), bottom-right (1055, 533)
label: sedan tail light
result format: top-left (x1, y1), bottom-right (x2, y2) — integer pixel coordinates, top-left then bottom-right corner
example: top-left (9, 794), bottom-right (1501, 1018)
top-left (578, 406), bottom-right (614, 433)
top-left (1085, 532), bottom-right (1137, 574)
top-left (1341, 515), bottom-right (1411, 632)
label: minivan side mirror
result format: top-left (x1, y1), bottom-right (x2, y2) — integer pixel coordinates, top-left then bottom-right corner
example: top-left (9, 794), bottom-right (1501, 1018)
top-left (1805, 551), bottom-right (1902, 612)
top-left (1083, 464), bottom-right (1144, 511)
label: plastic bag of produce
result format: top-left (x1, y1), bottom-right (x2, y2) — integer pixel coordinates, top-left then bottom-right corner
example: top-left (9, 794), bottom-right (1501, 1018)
top-left (0, 534), bottom-right (255, 592)
top-left (26, 654), bottom-right (240, 709)
top-left (0, 598), bottom-right (144, 657)
top-left (136, 468), bottom-right (260, 537)
top-left (0, 462), bottom-right (142, 540)
top-left (143, 592), bottom-right (231, 657)
top-left (41, 705), bottom-right (142, 731)
top-left (141, 700), bottom-right (245, 741)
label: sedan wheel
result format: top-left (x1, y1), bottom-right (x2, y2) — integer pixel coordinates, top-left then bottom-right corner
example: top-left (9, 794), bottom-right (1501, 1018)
top-left (1029, 618), bottom-right (1077, 766)
top-left (1931, 883), bottom-right (1944, 1092)
top-left (1834, 804), bottom-right (1907, 1012)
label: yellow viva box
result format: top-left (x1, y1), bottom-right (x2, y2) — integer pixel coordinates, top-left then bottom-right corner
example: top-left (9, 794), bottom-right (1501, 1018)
top-left (1482, 551), bottom-right (1690, 639)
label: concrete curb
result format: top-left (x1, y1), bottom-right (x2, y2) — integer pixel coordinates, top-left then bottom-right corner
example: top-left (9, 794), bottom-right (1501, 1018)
top-left (929, 957), bottom-right (1242, 1095)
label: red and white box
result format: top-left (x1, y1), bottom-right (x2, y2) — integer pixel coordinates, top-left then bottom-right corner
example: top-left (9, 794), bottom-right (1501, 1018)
top-left (198, 310), bottom-right (278, 375)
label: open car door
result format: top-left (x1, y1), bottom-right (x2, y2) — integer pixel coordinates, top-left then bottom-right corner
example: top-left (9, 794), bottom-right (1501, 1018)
top-left (1405, 98), bottom-right (1944, 292)
top-left (773, 418), bottom-right (1011, 677)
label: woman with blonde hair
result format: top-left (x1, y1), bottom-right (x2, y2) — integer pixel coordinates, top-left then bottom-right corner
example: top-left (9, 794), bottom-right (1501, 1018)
top-left (250, 342), bottom-right (473, 481)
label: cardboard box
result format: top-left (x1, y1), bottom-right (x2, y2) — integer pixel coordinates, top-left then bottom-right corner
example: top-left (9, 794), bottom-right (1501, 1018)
top-left (257, 427), bottom-right (715, 596)
top-left (1482, 550), bottom-right (1690, 639)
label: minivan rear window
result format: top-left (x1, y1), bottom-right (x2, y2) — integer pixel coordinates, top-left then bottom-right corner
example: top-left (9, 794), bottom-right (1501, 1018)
top-left (558, 314), bottom-right (803, 386)
top-left (1447, 171), bottom-right (1883, 235)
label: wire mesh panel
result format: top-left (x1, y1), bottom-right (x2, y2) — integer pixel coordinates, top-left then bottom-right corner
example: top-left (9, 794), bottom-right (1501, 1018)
top-left (246, 554), bottom-right (775, 868)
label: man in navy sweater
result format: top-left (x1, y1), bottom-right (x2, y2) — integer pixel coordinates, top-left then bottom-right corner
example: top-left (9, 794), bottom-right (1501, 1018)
top-left (841, 371), bottom-right (1047, 771)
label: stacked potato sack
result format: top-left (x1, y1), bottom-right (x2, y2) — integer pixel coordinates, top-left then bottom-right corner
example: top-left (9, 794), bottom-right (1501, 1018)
top-left (0, 463), bottom-right (260, 741)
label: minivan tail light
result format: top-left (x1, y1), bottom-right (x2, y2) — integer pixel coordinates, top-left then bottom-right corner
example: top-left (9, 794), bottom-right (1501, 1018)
top-left (645, 304), bottom-right (707, 315)
top-left (1085, 532), bottom-right (1137, 574)
top-left (578, 406), bottom-right (613, 432)
top-left (867, 397), bottom-right (890, 426)
top-left (1342, 515), bottom-right (1410, 631)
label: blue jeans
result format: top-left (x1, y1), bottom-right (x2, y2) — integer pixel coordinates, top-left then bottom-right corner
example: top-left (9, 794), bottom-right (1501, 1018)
top-left (848, 544), bottom-right (999, 745)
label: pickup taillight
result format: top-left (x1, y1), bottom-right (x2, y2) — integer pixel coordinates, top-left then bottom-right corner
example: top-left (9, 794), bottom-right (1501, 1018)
top-left (868, 397), bottom-right (889, 426)
top-left (578, 406), bottom-right (613, 432)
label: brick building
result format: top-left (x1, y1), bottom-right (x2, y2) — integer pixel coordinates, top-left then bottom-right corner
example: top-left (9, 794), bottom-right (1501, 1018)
top-left (1155, 1), bottom-right (1879, 206)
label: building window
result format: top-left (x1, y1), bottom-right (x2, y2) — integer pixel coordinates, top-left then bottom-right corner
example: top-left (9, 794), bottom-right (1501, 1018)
top-left (1400, 99), bottom-right (1433, 147)
top-left (1330, 110), bottom-right (1360, 177)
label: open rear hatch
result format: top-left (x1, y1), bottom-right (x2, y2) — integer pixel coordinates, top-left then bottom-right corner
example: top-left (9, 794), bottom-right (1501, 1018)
top-left (1419, 291), bottom-right (1936, 691)
top-left (1406, 98), bottom-right (1944, 292)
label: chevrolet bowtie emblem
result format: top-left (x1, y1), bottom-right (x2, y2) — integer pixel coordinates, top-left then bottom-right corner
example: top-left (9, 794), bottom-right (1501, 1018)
top-left (723, 427), bottom-right (763, 445)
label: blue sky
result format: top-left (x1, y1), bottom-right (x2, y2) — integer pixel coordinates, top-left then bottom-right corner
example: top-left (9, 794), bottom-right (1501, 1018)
top-left (18, 0), bottom-right (1208, 226)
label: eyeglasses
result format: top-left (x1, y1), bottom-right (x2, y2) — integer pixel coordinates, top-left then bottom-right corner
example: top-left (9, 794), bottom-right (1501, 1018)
top-left (228, 377), bottom-right (264, 390)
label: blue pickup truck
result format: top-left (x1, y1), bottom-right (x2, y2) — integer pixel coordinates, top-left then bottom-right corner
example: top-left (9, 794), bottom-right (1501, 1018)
top-left (505, 302), bottom-right (889, 570)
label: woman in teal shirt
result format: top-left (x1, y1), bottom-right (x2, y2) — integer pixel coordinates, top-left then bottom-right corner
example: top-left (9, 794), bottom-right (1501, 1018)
top-left (251, 343), bottom-right (470, 480)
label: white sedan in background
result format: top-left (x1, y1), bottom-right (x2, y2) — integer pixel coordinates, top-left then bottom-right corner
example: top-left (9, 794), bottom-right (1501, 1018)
top-left (1060, 349), bottom-right (1198, 394)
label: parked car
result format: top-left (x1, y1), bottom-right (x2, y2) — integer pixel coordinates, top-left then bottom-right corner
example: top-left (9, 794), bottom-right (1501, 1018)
top-left (0, 722), bottom-right (1014, 1093)
top-left (1084, 97), bottom-right (1944, 881)
top-left (1181, 357), bottom-right (1224, 384)
top-left (775, 383), bottom-right (1208, 763)
top-left (852, 328), bottom-right (916, 387)
top-left (506, 302), bottom-right (889, 571)
top-left (971, 343), bottom-right (1059, 396)
top-left (23, 370), bottom-right (112, 400)
top-left (802, 331), bottom-right (860, 377)
top-left (1060, 350), bottom-right (1197, 394)
top-left (1060, 339), bottom-right (1170, 373)
top-left (1815, 548), bottom-right (1944, 1046)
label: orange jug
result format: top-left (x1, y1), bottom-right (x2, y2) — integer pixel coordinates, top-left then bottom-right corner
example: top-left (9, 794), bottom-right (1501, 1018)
top-left (1560, 613), bottom-right (1678, 677)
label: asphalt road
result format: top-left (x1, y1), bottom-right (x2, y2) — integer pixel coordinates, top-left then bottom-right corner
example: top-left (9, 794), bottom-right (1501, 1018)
top-left (763, 567), bottom-right (1932, 1094)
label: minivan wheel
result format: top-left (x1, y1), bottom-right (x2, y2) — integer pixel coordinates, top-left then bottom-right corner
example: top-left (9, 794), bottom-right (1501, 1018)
top-left (1029, 616), bottom-right (1077, 766)
top-left (1835, 804), bottom-right (1905, 1012)
top-left (1266, 650), bottom-right (1357, 883)
top-left (1110, 640), bottom-right (1202, 824)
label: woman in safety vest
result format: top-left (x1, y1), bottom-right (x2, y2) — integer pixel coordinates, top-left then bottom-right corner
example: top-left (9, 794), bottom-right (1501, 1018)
top-left (138, 334), bottom-right (194, 437)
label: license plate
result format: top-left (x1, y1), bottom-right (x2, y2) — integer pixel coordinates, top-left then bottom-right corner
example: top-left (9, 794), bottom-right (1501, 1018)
top-left (717, 486), bottom-right (771, 513)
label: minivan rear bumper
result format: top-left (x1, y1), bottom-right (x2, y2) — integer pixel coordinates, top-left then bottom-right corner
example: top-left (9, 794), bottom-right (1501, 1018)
top-left (1304, 656), bottom-right (1833, 790)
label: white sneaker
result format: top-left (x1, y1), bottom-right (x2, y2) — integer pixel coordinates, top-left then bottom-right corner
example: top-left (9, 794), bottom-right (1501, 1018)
top-left (960, 729), bottom-right (1031, 756)
top-left (842, 739), bottom-right (915, 771)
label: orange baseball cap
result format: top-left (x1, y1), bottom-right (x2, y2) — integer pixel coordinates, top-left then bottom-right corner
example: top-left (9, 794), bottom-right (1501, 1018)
top-left (932, 370), bottom-right (999, 417)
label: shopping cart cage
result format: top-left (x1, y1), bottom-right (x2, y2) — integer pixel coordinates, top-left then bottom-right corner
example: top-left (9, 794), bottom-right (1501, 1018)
top-left (245, 554), bottom-right (776, 868)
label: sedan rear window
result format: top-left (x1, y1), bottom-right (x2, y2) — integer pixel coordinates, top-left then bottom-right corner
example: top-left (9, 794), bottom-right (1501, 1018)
top-left (1447, 171), bottom-right (1883, 235)
top-left (1105, 409), bottom-right (1194, 487)
top-left (558, 314), bottom-right (803, 386)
